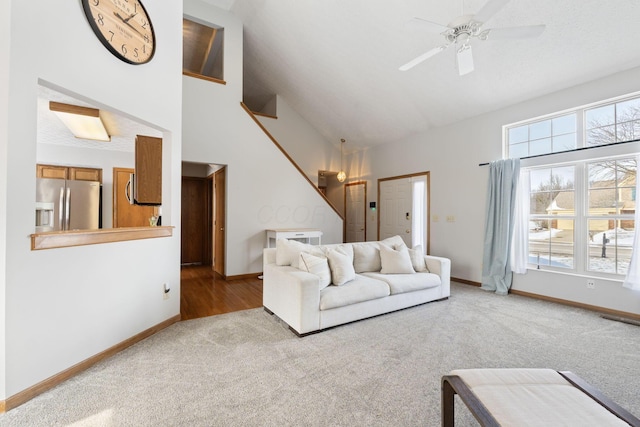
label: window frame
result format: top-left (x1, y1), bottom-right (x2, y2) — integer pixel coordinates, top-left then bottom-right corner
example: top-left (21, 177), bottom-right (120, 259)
top-left (505, 92), bottom-right (640, 280)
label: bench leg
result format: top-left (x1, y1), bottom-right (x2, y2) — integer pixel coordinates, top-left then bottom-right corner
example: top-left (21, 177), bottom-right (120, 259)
top-left (441, 377), bottom-right (456, 427)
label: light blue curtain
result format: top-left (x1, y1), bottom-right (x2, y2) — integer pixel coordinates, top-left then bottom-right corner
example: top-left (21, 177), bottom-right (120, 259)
top-left (482, 158), bottom-right (520, 295)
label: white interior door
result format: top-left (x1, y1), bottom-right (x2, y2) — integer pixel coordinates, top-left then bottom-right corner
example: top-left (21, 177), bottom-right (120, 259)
top-left (379, 177), bottom-right (412, 246)
top-left (379, 174), bottom-right (429, 250)
top-left (345, 182), bottom-right (366, 242)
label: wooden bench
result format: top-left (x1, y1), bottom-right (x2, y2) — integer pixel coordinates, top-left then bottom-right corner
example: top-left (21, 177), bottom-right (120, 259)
top-left (441, 369), bottom-right (640, 426)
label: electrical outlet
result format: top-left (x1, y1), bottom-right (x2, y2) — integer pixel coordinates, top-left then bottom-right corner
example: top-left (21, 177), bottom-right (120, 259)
top-left (163, 283), bottom-right (170, 300)
top-left (586, 280), bottom-right (595, 289)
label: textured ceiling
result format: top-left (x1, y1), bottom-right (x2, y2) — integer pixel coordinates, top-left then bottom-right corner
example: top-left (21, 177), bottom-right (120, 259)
top-left (37, 86), bottom-right (162, 153)
top-left (221, 0), bottom-right (640, 150)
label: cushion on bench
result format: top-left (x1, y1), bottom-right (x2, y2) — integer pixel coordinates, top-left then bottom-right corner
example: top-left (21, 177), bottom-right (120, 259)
top-left (450, 368), bottom-right (631, 426)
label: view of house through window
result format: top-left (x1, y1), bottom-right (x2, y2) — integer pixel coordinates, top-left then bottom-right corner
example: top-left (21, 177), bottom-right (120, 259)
top-left (506, 93), bottom-right (639, 278)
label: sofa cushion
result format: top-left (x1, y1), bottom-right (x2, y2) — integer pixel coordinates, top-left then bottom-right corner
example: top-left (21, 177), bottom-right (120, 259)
top-left (362, 271), bottom-right (441, 294)
top-left (408, 245), bottom-right (429, 272)
top-left (298, 252), bottom-right (331, 290)
top-left (276, 238), bottom-right (324, 268)
top-left (320, 275), bottom-right (390, 310)
top-left (379, 243), bottom-right (415, 274)
top-left (325, 247), bottom-right (356, 286)
top-left (352, 242), bottom-right (381, 273)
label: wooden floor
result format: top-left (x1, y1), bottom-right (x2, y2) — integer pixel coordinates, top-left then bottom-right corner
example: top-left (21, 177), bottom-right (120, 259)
top-left (180, 265), bottom-right (263, 320)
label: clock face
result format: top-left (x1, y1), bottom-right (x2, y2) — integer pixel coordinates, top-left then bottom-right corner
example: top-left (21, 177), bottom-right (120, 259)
top-left (82, 0), bottom-right (156, 65)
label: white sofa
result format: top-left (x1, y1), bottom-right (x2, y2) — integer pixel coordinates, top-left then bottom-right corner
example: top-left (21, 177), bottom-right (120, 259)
top-left (263, 236), bottom-right (451, 336)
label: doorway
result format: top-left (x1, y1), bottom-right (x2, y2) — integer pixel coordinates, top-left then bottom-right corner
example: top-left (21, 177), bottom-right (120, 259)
top-left (378, 172), bottom-right (430, 252)
top-left (345, 181), bottom-right (366, 242)
top-left (181, 176), bottom-right (212, 265)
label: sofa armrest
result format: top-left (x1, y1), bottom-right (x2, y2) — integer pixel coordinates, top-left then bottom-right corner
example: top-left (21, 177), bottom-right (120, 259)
top-left (263, 259), bottom-right (322, 335)
top-left (425, 255), bottom-right (451, 298)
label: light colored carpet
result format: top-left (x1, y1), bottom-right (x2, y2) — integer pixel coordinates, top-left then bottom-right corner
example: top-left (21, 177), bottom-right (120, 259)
top-left (1, 282), bottom-right (639, 426)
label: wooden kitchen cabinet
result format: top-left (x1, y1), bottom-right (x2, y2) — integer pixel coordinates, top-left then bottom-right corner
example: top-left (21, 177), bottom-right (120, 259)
top-left (36, 164), bottom-right (68, 179)
top-left (134, 135), bottom-right (162, 205)
top-left (37, 164), bottom-right (102, 182)
top-left (69, 167), bottom-right (102, 182)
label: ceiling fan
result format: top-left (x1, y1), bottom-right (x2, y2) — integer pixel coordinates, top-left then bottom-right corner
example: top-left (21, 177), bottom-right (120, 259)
top-left (399, 0), bottom-right (545, 75)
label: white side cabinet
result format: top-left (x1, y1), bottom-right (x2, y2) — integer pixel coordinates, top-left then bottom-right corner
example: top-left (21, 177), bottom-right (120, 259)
top-left (266, 228), bottom-right (323, 248)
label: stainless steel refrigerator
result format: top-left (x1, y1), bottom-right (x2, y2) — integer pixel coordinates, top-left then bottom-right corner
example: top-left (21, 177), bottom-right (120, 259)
top-left (35, 178), bottom-right (101, 232)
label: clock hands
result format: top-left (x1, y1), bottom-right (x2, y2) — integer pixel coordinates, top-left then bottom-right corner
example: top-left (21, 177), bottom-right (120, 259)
top-left (113, 11), bottom-right (144, 38)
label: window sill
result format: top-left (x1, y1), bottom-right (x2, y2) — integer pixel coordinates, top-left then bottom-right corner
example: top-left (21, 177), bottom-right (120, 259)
top-left (30, 226), bottom-right (173, 250)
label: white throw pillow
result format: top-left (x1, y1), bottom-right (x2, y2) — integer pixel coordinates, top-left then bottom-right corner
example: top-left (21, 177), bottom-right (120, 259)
top-left (276, 238), bottom-right (324, 267)
top-left (381, 235), bottom-right (408, 250)
top-left (408, 245), bottom-right (428, 272)
top-left (353, 243), bottom-right (381, 273)
top-left (298, 252), bottom-right (331, 290)
top-left (325, 248), bottom-right (356, 286)
top-left (379, 243), bottom-right (415, 274)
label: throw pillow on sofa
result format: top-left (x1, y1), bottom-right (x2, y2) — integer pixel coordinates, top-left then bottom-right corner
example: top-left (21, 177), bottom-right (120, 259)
top-left (352, 243), bottom-right (381, 273)
top-left (325, 247), bottom-right (356, 286)
top-left (298, 252), bottom-right (332, 289)
top-left (381, 235), bottom-right (408, 250)
top-left (408, 244), bottom-right (429, 272)
top-left (276, 238), bottom-right (324, 268)
top-left (379, 243), bottom-right (415, 274)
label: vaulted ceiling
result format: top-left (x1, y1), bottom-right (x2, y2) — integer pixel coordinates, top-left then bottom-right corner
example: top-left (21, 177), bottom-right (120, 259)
top-left (213, 0), bottom-right (640, 150)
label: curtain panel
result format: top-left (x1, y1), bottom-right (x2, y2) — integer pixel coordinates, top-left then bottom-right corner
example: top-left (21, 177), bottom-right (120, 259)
top-left (482, 159), bottom-right (520, 295)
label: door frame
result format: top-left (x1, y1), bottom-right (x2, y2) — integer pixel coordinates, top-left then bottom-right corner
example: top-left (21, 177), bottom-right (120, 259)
top-left (377, 171), bottom-right (431, 254)
top-left (344, 181), bottom-right (367, 242)
top-left (212, 167), bottom-right (226, 276)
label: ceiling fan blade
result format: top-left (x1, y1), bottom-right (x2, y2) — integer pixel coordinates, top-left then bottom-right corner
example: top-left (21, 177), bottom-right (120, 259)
top-left (456, 45), bottom-right (474, 76)
top-left (399, 45), bottom-right (449, 71)
top-left (474, 0), bottom-right (511, 24)
top-left (404, 17), bottom-right (450, 34)
top-left (485, 24), bottom-right (546, 40)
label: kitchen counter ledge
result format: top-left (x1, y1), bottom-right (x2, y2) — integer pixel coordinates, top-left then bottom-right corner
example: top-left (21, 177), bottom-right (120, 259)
top-left (30, 226), bottom-right (173, 250)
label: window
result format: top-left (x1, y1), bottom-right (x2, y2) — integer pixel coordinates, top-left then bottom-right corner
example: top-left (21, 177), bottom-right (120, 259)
top-left (587, 158), bottom-right (637, 275)
top-left (506, 94), bottom-right (639, 278)
top-left (183, 18), bottom-right (225, 83)
top-left (528, 166), bottom-right (575, 269)
top-left (508, 113), bottom-right (577, 158)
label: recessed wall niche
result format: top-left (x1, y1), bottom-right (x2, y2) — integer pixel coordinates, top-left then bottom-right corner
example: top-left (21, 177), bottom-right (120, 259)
top-left (183, 18), bottom-right (225, 82)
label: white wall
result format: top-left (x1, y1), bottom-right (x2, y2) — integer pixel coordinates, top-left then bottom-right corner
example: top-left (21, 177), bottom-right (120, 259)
top-left (360, 66), bottom-right (640, 316)
top-left (182, 1), bottom-right (343, 276)
top-left (257, 95), bottom-right (341, 185)
top-left (0, 0), bottom-right (11, 399)
top-left (2, 0), bottom-right (182, 399)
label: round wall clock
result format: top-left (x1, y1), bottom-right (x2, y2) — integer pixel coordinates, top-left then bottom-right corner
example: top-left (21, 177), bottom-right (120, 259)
top-left (81, 0), bottom-right (156, 65)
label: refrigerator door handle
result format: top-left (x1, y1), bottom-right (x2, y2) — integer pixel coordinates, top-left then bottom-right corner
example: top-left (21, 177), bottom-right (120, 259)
top-left (65, 187), bottom-right (71, 230)
top-left (58, 187), bottom-right (65, 231)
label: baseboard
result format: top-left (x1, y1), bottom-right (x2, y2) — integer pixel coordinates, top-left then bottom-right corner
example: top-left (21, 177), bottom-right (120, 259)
top-left (225, 272), bottom-right (262, 281)
top-left (451, 277), bottom-right (481, 287)
top-left (0, 314), bottom-right (181, 413)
